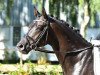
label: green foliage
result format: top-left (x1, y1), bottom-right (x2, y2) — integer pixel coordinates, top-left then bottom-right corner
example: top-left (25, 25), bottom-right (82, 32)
top-left (3, 48), bottom-right (10, 63)
top-left (0, 63), bottom-right (62, 75)
top-left (49, 0), bottom-right (78, 26)
top-left (89, 0), bottom-right (100, 27)
top-left (78, 0), bottom-right (84, 9)
top-left (10, 51), bottom-right (19, 63)
top-left (6, 0), bottom-right (14, 25)
top-left (0, 0), bottom-right (14, 25)
top-left (49, 0), bottom-right (60, 18)
top-left (90, 0), bottom-right (100, 11)
top-left (0, 0), bottom-right (5, 11)
top-left (0, 0), bottom-right (100, 27)
top-left (78, 0), bottom-right (100, 27)
top-left (32, 0), bottom-right (43, 12)
top-left (49, 0), bottom-right (100, 27)
top-left (6, 0), bottom-right (14, 18)
top-left (3, 49), bottom-right (19, 63)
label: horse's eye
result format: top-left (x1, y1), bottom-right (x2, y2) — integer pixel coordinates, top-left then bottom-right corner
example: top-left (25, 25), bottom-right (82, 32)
top-left (40, 26), bottom-right (44, 31)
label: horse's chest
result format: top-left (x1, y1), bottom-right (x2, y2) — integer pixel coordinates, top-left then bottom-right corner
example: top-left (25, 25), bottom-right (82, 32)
top-left (72, 61), bottom-right (83, 75)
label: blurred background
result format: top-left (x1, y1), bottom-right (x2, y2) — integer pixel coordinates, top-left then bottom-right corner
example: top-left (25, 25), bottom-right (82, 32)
top-left (0, 0), bottom-right (100, 63)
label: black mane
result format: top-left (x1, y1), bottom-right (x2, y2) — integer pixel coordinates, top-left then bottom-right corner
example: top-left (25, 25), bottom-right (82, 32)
top-left (49, 15), bottom-right (80, 35)
top-left (48, 15), bottom-right (90, 44)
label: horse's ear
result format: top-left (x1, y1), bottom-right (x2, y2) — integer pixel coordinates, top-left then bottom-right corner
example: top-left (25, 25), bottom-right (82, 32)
top-left (34, 6), bottom-right (40, 17)
top-left (42, 7), bottom-right (48, 19)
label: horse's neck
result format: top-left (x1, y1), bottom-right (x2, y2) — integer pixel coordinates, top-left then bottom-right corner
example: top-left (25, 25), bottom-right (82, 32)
top-left (50, 23), bottom-right (91, 51)
top-left (49, 23), bottom-right (93, 75)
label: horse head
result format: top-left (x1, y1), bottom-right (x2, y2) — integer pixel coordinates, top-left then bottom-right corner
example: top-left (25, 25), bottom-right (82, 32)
top-left (17, 7), bottom-right (55, 54)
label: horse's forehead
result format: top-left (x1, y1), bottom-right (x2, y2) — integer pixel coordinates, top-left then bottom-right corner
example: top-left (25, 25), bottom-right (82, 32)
top-left (36, 17), bottom-right (46, 25)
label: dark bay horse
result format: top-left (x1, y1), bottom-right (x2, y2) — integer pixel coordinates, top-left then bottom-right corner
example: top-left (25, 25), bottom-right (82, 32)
top-left (17, 7), bottom-right (97, 75)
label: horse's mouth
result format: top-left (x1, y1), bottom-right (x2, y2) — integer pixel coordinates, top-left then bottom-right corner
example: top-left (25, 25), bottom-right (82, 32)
top-left (19, 50), bottom-right (30, 54)
top-left (17, 47), bottom-right (30, 54)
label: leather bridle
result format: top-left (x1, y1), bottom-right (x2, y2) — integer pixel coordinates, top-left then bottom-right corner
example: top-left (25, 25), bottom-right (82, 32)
top-left (25, 20), bottom-right (49, 50)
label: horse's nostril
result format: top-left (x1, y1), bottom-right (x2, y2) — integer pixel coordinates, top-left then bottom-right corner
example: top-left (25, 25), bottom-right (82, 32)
top-left (19, 44), bottom-right (23, 48)
top-left (17, 44), bottom-right (25, 51)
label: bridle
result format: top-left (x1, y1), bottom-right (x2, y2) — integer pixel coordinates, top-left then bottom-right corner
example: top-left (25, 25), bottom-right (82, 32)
top-left (25, 20), bottom-right (50, 50)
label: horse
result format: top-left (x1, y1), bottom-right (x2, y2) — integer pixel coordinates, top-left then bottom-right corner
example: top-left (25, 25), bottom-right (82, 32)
top-left (17, 7), bottom-right (97, 75)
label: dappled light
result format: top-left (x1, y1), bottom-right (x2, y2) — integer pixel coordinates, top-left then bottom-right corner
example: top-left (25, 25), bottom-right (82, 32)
top-left (0, 18), bottom-right (4, 25)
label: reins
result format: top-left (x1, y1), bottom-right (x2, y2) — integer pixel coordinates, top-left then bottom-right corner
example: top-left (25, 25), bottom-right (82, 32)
top-left (35, 44), bottom-right (100, 64)
top-left (35, 45), bottom-right (93, 54)
top-left (35, 45), bottom-right (100, 54)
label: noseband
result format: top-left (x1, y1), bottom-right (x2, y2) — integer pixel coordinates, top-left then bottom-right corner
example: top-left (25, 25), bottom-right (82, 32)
top-left (26, 20), bottom-right (49, 50)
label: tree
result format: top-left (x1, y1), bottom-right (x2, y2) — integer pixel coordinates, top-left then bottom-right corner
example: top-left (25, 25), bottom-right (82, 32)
top-left (78, 0), bottom-right (90, 37)
top-left (89, 0), bottom-right (100, 27)
top-left (79, 0), bottom-right (100, 37)
top-left (48, 0), bottom-right (100, 38)
top-left (0, 0), bottom-right (14, 25)
top-left (49, 0), bottom-right (78, 27)
top-left (32, 0), bottom-right (43, 12)
top-left (32, 0), bottom-right (100, 38)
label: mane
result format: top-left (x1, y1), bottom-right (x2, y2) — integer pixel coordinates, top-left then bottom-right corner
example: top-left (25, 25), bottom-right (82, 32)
top-left (49, 15), bottom-right (90, 44)
top-left (49, 15), bottom-right (80, 34)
